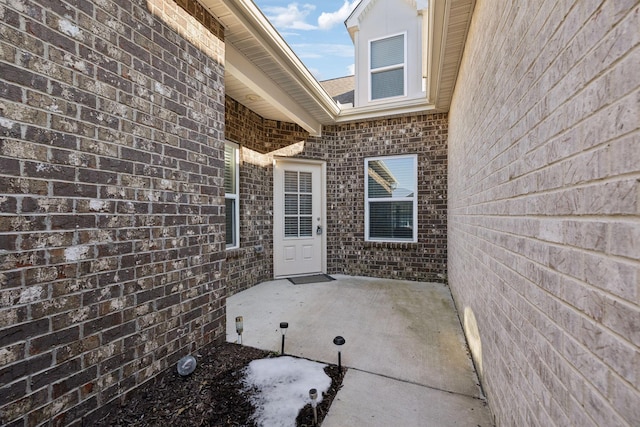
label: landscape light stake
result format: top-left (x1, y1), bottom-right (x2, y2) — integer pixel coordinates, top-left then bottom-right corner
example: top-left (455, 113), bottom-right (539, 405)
top-left (280, 322), bottom-right (289, 355)
top-left (333, 335), bottom-right (345, 372)
top-left (309, 388), bottom-right (318, 426)
top-left (235, 316), bottom-right (243, 345)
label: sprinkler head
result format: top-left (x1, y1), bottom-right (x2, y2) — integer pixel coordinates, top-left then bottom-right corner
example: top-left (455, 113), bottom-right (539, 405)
top-left (333, 335), bottom-right (345, 347)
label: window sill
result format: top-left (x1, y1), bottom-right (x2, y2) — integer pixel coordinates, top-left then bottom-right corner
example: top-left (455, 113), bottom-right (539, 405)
top-left (364, 240), bottom-right (418, 250)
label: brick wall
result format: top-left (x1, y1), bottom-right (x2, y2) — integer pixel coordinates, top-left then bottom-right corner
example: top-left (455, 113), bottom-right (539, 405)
top-left (320, 114), bottom-right (449, 282)
top-left (224, 97), bottom-right (310, 295)
top-left (448, 1), bottom-right (639, 426)
top-left (0, 0), bottom-right (226, 425)
top-left (225, 102), bottom-right (448, 293)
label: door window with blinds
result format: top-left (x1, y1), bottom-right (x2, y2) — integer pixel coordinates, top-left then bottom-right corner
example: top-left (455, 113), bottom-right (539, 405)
top-left (370, 33), bottom-right (406, 100)
top-left (365, 154), bottom-right (417, 242)
top-left (284, 170), bottom-right (313, 238)
top-left (224, 141), bottom-right (239, 249)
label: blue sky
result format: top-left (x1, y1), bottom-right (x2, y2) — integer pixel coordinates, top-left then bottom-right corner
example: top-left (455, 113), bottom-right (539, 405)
top-left (253, 0), bottom-right (359, 81)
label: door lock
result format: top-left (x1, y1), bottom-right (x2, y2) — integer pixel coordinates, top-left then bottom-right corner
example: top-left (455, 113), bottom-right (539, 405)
top-left (316, 225), bottom-right (323, 235)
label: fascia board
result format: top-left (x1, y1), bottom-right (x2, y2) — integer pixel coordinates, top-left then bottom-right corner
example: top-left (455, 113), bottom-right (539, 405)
top-left (335, 98), bottom-right (439, 123)
top-left (428, 0), bottom-right (447, 108)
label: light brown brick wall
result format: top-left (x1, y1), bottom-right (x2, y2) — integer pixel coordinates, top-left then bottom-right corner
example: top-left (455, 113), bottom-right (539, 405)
top-left (0, 0), bottom-right (226, 424)
top-left (448, 1), bottom-right (639, 425)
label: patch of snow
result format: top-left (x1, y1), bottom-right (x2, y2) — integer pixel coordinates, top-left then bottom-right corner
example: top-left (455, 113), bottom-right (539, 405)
top-left (242, 356), bottom-right (331, 427)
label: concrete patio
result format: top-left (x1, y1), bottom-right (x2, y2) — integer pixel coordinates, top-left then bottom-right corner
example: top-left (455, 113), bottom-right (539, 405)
top-left (226, 275), bottom-right (494, 426)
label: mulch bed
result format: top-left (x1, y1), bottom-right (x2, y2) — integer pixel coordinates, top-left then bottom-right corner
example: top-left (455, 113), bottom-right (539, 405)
top-left (94, 342), bottom-right (345, 426)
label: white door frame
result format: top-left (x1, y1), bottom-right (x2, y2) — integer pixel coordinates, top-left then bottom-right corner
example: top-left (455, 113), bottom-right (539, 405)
top-left (273, 158), bottom-right (327, 278)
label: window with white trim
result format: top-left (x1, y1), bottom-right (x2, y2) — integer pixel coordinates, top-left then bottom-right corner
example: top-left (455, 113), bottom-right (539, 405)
top-left (224, 141), bottom-right (239, 249)
top-left (365, 155), bottom-right (417, 242)
top-left (369, 33), bottom-right (406, 100)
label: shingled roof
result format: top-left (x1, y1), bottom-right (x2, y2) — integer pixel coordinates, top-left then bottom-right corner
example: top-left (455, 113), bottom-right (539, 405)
top-left (319, 75), bottom-right (355, 106)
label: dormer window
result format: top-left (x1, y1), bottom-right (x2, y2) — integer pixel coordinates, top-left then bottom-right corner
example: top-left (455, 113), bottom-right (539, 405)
top-left (369, 33), bottom-right (406, 100)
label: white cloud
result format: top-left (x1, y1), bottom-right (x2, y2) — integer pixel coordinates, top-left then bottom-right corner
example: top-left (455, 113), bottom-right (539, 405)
top-left (263, 3), bottom-right (317, 30)
top-left (291, 43), bottom-right (354, 59)
top-left (317, 0), bottom-right (359, 30)
top-left (347, 63), bottom-right (355, 75)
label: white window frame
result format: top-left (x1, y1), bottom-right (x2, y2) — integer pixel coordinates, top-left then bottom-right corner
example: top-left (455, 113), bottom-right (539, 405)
top-left (225, 141), bottom-right (240, 249)
top-left (368, 32), bottom-right (407, 102)
top-left (364, 154), bottom-right (418, 242)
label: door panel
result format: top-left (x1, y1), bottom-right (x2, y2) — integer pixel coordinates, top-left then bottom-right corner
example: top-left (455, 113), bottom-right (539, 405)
top-left (274, 161), bottom-right (324, 277)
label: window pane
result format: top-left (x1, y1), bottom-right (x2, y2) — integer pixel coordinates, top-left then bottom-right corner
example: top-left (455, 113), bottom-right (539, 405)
top-left (225, 142), bottom-right (239, 249)
top-left (225, 198), bottom-right (236, 246)
top-left (284, 171), bottom-right (298, 192)
top-left (372, 68), bottom-right (404, 99)
top-left (224, 144), bottom-right (236, 194)
top-left (367, 157), bottom-right (415, 198)
top-left (300, 217), bottom-right (313, 237)
top-left (299, 172), bottom-right (312, 193)
top-left (285, 217), bottom-right (298, 237)
top-left (369, 201), bottom-right (413, 239)
top-left (371, 34), bottom-right (404, 69)
top-left (285, 194), bottom-right (298, 215)
top-left (299, 194), bottom-right (312, 215)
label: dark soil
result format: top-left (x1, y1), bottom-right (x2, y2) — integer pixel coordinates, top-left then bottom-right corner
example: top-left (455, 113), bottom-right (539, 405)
top-left (94, 342), bottom-right (345, 426)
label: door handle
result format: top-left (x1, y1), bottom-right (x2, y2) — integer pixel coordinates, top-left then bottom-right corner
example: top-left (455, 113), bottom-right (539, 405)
top-left (316, 225), bottom-right (323, 235)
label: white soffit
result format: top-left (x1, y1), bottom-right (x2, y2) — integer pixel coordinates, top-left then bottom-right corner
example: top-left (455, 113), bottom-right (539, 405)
top-left (200, 0), bottom-right (339, 136)
top-left (200, 0), bottom-right (474, 129)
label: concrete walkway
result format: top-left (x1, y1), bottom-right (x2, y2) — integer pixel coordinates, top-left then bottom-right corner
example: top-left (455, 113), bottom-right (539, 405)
top-left (226, 275), bottom-right (494, 426)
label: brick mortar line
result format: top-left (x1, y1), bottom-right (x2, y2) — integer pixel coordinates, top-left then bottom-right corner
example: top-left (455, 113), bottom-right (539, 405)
top-left (447, 173), bottom-right (640, 207)
top-left (451, 227), bottom-right (639, 341)
top-left (455, 29), bottom-right (639, 178)
top-left (449, 241), bottom-right (630, 426)
top-left (457, 126), bottom-right (640, 191)
top-left (452, 220), bottom-right (640, 274)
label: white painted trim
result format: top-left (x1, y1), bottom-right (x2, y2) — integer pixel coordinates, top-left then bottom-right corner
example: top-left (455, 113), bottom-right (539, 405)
top-left (368, 32), bottom-right (408, 102)
top-left (225, 141), bottom-right (240, 250)
top-left (364, 154), bottom-right (418, 243)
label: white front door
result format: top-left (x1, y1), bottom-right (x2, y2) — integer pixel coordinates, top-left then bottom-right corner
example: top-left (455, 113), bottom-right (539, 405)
top-left (273, 160), bottom-right (325, 278)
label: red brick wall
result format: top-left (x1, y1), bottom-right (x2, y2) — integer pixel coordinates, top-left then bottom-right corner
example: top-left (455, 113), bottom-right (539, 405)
top-left (0, 1), bottom-right (226, 424)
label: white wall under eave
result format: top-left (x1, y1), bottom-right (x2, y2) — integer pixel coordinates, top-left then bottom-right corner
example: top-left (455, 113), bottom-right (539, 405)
top-left (353, 0), bottom-right (425, 108)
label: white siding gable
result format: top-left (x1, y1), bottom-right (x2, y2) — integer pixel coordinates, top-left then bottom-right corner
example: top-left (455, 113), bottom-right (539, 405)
top-left (350, 0), bottom-right (425, 108)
